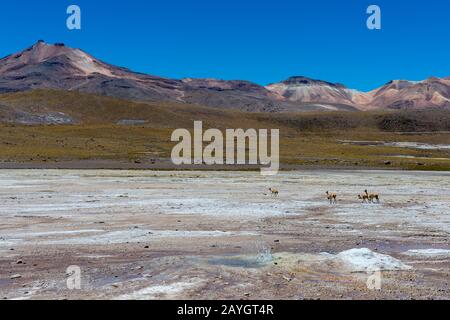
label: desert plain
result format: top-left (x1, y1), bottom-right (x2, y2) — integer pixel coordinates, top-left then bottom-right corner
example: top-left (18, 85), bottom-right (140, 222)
top-left (0, 169), bottom-right (449, 300)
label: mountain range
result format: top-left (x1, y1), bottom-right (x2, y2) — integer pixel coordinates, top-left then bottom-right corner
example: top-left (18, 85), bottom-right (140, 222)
top-left (1, 41), bottom-right (449, 113)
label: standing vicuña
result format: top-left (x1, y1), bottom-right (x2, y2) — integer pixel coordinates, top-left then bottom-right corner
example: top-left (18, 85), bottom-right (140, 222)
top-left (364, 190), bottom-right (380, 203)
top-left (326, 191), bottom-right (337, 204)
top-left (358, 194), bottom-right (369, 203)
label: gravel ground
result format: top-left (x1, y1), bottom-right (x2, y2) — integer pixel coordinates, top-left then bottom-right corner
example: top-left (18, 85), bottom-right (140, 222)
top-left (0, 170), bottom-right (449, 300)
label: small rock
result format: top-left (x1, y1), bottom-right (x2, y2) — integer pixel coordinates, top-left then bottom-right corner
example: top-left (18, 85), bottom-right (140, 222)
top-left (10, 274), bottom-right (22, 280)
top-left (16, 260), bottom-right (23, 265)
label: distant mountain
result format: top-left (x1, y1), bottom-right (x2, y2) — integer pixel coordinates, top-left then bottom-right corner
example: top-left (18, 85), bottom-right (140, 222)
top-left (0, 41), bottom-right (358, 112)
top-left (0, 41), bottom-right (448, 112)
top-left (361, 78), bottom-right (450, 110)
top-left (0, 40), bottom-right (184, 102)
top-left (180, 78), bottom-right (288, 112)
top-left (266, 76), bottom-right (364, 111)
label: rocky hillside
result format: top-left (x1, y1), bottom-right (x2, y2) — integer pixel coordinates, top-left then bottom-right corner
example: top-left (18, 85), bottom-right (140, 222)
top-left (0, 41), bottom-right (449, 113)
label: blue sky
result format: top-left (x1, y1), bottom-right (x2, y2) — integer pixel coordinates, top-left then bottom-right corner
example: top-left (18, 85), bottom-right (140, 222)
top-left (0, 0), bottom-right (449, 91)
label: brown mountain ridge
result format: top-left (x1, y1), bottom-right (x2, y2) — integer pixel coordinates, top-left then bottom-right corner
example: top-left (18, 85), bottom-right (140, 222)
top-left (0, 41), bottom-right (449, 113)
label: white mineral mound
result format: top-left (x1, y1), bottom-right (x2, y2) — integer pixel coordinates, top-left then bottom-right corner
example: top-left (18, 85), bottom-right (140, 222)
top-left (336, 248), bottom-right (412, 272)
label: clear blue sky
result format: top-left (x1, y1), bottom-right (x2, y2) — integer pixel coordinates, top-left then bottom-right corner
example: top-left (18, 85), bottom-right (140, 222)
top-left (0, 0), bottom-right (449, 91)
